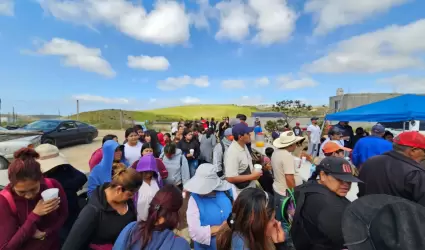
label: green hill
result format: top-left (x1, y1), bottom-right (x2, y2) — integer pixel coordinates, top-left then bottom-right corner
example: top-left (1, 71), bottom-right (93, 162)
top-left (69, 105), bottom-right (262, 129)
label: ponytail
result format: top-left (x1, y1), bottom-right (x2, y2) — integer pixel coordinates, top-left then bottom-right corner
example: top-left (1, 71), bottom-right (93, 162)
top-left (216, 213), bottom-right (233, 250)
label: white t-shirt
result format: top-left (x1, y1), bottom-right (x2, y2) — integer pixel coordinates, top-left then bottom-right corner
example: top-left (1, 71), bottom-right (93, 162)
top-left (137, 180), bottom-right (160, 221)
top-left (124, 141), bottom-right (143, 166)
top-left (307, 124), bottom-right (321, 144)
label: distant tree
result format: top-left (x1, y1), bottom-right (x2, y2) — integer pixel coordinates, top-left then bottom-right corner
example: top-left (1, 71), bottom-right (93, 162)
top-left (272, 100), bottom-right (313, 127)
top-left (264, 119), bottom-right (286, 133)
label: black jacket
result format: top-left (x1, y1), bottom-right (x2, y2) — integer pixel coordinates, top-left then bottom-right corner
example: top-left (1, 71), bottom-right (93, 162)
top-left (358, 151), bottom-right (425, 206)
top-left (43, 164), bottom-right (87, 232)
top-left (177, 139), bottom-right (200, 159)
top-left (62, 183), bottom-right (136, 250)
top-left (291, 181), bottom-right (350, 250)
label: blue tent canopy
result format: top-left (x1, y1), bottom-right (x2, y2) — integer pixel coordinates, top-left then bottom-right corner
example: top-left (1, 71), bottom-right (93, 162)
top-left (326, 94), bottom-right (425, 122)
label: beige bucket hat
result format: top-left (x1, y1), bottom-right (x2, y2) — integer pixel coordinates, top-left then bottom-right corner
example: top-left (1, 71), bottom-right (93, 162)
top-left (35, 144), bottom-right (68, 173)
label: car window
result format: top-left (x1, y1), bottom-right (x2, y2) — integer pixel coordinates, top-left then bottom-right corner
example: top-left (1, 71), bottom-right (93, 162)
top-left (24, 120), bottom-right (61, 130)
top-left (0, 127), bottom-right (6, 131)
top-left (61, 121), bottom-right (77, 129)
top-left (76, 122), bottom-right (88, 127)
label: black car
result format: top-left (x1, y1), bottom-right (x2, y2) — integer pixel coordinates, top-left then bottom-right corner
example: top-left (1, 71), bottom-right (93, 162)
top-left (20, 120), bottom-right (98, 147)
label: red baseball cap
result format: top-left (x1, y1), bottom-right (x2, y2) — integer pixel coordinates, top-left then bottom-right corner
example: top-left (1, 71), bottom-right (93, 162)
top-left (393, 131), bottom-right (425, 149)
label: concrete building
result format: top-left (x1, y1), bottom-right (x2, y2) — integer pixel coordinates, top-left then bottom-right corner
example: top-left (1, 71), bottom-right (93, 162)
top-left (329, 89), bottom-right (405, 113)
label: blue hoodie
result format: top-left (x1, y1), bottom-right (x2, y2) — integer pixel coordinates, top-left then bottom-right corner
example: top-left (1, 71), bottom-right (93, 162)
top-left (88, 140), bottom-right (122, 197)
top-left (113, 221), bottom-right (190, 250)
top-left (352, 136), bottom-right (393, 167)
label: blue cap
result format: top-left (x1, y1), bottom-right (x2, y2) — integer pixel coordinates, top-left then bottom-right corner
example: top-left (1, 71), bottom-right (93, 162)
top-left (372, 124), bottom-right (385, 134)
top-left (232, 123), bottom-right (254, 137)
top-left (224, 128), bottom-right (233, 136)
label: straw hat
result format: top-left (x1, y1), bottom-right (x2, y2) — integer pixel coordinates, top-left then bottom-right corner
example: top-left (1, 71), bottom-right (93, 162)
top-left (273, 131), bottom-right (305, 149)
top-left (35, 144), bottom-right (68, 173)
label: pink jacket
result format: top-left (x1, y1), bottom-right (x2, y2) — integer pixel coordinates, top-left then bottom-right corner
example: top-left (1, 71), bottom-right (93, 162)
top-left (89, 148), bottom-right (103, 171)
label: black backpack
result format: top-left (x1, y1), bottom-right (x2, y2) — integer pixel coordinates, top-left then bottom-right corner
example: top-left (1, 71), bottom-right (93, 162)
top-left (217, 140), bottom-right (226, 178)
top-left (290, 184), bottom-right (330, 250)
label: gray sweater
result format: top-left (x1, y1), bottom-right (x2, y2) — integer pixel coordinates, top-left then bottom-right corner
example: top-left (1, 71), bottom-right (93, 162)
top-left (160, 149), bottom-right (190, 186)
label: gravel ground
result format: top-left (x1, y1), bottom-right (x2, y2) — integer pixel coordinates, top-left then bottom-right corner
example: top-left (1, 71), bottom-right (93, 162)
top-left (60, 129), bottom-right (125, 173)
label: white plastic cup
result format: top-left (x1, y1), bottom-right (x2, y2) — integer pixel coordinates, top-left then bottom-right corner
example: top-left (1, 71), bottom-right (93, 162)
top-left (189, 149), bottom-right (194, 155)
top-left (254, 164), bottom-right (263, 172)
top-left (41, 188), bottom-right (59, 201)
top-left (302, 156), bottom-right (307, 164)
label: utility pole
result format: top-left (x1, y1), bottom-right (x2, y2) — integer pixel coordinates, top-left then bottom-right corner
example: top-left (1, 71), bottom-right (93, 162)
top-left (76, 100), bottom-right (80, 121)
top-left (119, 109), bottom-right (123, 130)
top-left (12, 107), bottom-right (15, 124)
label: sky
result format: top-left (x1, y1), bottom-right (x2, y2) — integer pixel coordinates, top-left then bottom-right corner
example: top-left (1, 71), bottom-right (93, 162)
top-left (1, 0), bottom-right (425, 116)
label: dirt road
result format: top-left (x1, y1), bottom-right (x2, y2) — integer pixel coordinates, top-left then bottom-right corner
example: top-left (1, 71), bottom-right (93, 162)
top-left (60, 130), bottom-right (125, 172)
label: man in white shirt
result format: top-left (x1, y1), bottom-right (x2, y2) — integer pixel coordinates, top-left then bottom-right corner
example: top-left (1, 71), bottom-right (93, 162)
top-left (307, 117), bottom-right (321, 156)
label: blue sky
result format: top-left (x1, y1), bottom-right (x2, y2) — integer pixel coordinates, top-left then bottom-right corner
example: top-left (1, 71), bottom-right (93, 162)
top-left (1, 0), bottom-right (425, 115)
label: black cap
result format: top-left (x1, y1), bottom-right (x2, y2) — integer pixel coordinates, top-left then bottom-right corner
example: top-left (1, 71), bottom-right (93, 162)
top-left (318, 157), bottom-right (362, 183)
top-left (311, 117), bottom-right (319, 121)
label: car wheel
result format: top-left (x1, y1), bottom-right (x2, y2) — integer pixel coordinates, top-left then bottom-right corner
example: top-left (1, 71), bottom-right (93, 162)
top-left (85, 133), bottom-right (94, 144)
top-left (43, 138), bottom-right (56, 145)
top-left (0, 157), bottom-right (9, 170)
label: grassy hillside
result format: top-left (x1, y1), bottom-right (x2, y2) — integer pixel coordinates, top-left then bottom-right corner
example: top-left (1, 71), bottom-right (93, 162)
top-left (68, 105), bottom-right (261, 129)
top-left (68, 104), bottom-right (328, 129)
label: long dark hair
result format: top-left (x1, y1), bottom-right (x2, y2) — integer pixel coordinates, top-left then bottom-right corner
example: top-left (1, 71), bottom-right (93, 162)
top-left (145, 130), bottom-right (161, 158)
top-left (216, 188), bottom-right (274, 250)
top-left (132, 185), bottom-right (182, 249)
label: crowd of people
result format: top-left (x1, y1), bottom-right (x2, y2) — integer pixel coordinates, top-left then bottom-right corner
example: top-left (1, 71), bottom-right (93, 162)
top-left (0, 115), bottom-right (425, 250)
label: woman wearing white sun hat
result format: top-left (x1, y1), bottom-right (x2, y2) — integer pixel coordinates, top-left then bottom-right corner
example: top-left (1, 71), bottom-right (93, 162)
top-left (271, 131), bottom-right (305, 220)
top-left (184, 163), bottom-right (233, 250)
top-left (35, 144), bottom-right (87, 244)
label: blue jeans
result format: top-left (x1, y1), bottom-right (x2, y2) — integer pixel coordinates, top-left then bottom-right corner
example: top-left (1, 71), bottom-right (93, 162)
top-left (188, 159), bottom-right (199, 178)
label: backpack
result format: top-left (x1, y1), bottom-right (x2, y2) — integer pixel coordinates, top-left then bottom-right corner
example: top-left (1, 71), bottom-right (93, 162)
top-left (290, 185), bottom-right (331, 250)
top-left (281, 188), bottom-right (296, 232)
top-left (217, 140), bottom-right (226, 178)
top-left (0, 178), bottom-right (55, 215)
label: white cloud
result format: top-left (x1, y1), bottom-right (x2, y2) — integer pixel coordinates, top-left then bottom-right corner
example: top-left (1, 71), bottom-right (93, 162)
top-left (305, 0), bottom-right (409, 35)
top-left (305, 19), bottom-right (425, 73)
top-left (127, 55), bottom-right (170, 71)
top-left (222, 79), bottom-right (245, 89)
top-left (277, 74), bottom-right (318, 90)
top-left (30, 38), bottom-right (115, 77)
top-left (180, 96), bottom-right (201, 104)
top-left (215, 0), bottom-right (254, 42)
top-left (378, 75), bottom-right (425, 92)
top-left (149, 98), bottom-right (157, 103)
top-left (215, 0), bottom-right (297, 45)
top-left (249, 0), bottom-right (297, 45)
top-left (157, 75), bottom-right (209, 91)
top-left (39, 0), bottom-right (190, 45)
top-left (0, 0), bottom-right (13, 16)
top-left (255, 77), bottom-right (270, 86)
top-left (73, 94), bottom-right (129, 104)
